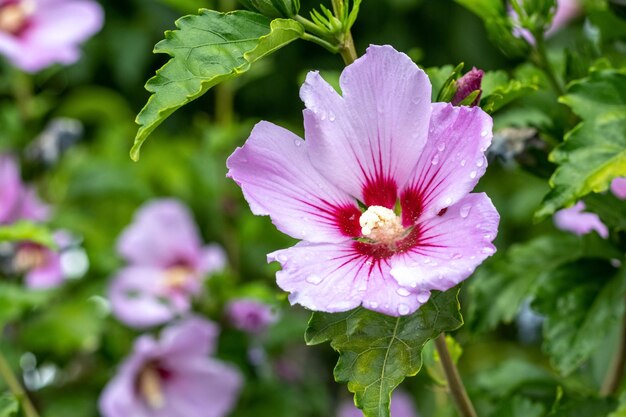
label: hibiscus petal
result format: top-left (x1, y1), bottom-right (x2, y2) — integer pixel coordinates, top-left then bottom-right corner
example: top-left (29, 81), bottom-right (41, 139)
top-left (227, 121), bottom-right (360, 242)
top-left (401, 103), bottom-right (493, 221)
top-left (553, 201), bottom-right (608, 238)
top-left (0, 155), bottom-right (21, 223)
top-left (390, 193), bottom-right (499, 291)
top-left (24, 250), bottom-right (63, 289)
top-left (159, 316), bottom-right (219, 357)
top-left (301, 45), bottom-right (432, 206)
top-left (108, 266), bottom-right (182, 328)
top-left (269, 241), bottom-right (424, 316)
top-left (117, 200), bottom-right (204, 268)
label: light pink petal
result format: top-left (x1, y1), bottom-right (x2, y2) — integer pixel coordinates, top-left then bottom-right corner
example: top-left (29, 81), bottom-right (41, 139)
top-left (553, 201), bottom-right (608, 238)
top-left (24, 249), bottom-right (63, 289)
top-left (0, 155), bottom-right (21, 223)
top-left (159, 317), bottom-right (219, 357)
top-left (199, 244), bottom-right (226, 275)
top-left (302, 45), bottom-right (432, 205)
top-left (29, 0), bottom-right (104, 45)
top-left (611, 177), bottom-right (626, 200)
top-left (269, 241), bottom-right (423, 316)
top-left (17, 187), bottom-right (50, 222)
top-left (117, 199), bottom-right (204, 268)
top-left (108, 266), bottom-right (184, 328)
top-left (159, 357), bottom-right (242, 417)
top-left (390, 193), bottom-right (500, 291)
top-left (401, 103), bottom-right (492, 220)
top-left (546, 0), bottom-right (581, 36)
top-left (227, 121), bottom-right (360, 243)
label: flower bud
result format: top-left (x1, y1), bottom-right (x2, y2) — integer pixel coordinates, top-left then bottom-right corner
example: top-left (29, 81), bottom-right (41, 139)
top-left (451, 67), bottom-right (484, 107)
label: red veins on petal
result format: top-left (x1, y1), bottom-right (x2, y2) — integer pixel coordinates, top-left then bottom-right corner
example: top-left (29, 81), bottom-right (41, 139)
top-left (362, 175), bottom-right (398, 209)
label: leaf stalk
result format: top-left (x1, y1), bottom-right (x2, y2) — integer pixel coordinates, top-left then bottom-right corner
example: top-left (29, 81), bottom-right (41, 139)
top-left (434, 333), bottom-right (478, 417)
top-left (0, 349), bottom-right (40, 417)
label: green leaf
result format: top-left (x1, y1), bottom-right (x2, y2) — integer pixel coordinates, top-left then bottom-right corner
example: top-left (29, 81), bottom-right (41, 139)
top-left (238, 0), bottom-right (300, 18)
top-left (305, 289), bottom-right (463, 417)
top-left (0, 221), bottom-right (56, 248)
top-left (480, 70), bottom-right (539, 113)
top-left (491, 396), bottom-right (546, 417)
top-left (422, 334), bottom-right (462, 385)
top-left (584, 193), bottom-right (626, 232)
top-left (536, 70), bottom-right (626, 219)
top-left (0, 393), bottom-right (18, 417)
top-left (469, 233), bottom-right (620, 332)
top-left (436, 62), bottom-right (464, 102)
top-left (532, 261), bottom-right (626, 375)
top-left (0, 282), bottom-right (50, 328)
top-left (131, 11), bottom-right (303, 160)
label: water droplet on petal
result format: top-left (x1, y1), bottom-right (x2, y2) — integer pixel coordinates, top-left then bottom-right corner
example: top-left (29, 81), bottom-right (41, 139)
top-left (444, 197), bottom-right (453, 206)
top-left (482, 247), bottom-right (495, 255)
top-left (481, 130), bottom-right (488, 137)
top-left (320, 112), bottom-right (327, 121)
top-left (476, 158), bottom-right (484, 167)
top-left (306, 274), bottom-right (323, 285)
top-left (277, 254), bottom-right (287, 262)
top-left (460, 159), bottom-right (467, 167)
top-left (396, 288), bottom-right (411, 297)
top-left (417, 292), bottom-right (430, 303)
top-left (294, 140), bottom-right (302, 147)
top-left (431, 154), bottom-right (440, 165)
top-left (329, 112), bottom-right (336, 121)
top-left (469, 170), bottom-right (477, 179)
top-left (460, 204), bottom-right (472, 218)
top-left (451, 253), bottom-right (463, 260)
top-left (369, 301), bottom-right (379, 309)
top-left (437, 142), bottom-right (446, 152)
top-left (483, 233), bottom-right (492, 240)
top-left (397, 303), bottom-right (410, 315)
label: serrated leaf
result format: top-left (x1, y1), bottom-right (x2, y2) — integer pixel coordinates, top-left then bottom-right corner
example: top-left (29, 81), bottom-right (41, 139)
top-left (0, 221), bottom-right (55, 248)
top-left (0, 394), bottom-right (18, 417)
top-left (0, 282), bottom-right (50, 328)
top-left (469, 233), bottom-right (620, 332)
top-left (536, 70), bottom-right (626, 219)
top-left (132, 11), bottom-right (303, 160)
top-left (305, 289), bottom-right (463, 417)
top-left (532, 261), bottom-right (626, 375)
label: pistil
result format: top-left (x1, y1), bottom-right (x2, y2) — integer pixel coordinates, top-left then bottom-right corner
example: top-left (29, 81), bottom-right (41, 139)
top-left (359, 205), bottom-right (405, 244)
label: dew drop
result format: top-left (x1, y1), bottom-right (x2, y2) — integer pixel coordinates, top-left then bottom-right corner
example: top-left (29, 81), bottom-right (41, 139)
top-left (411, 282), bottom-right (417, 288)
top-left (482, 247), bottom-right (495, 255)
top-left (277, 254), bottom-right (288, 262)
top-left (431, 154), bottom-right (440, 165)
top-left (483, 233), bottom-right (492, 240)
top-left (476, 158), bottom-right (484, 167)
top-left (329, 112), bottom-right (336, 121)
top-left (469, 170), bottom-right (477, 179)
top-left (460, 159), bottom-right (467, 167)
top-left (306, 274), bottom-right (323, 285)
top-left (444, 197), bottom-right (453, 206)
top-left (294, 140), bottom-right (302, 147)
top-left (437, 142), bottom-right (446, 152)
top-left (320, 112), bottom-right (327, 121)
top-left (480, 130), bottom-right (488, 137)
top-left (416, 292), bottom-right (430, 303)
top-left (460, 204), bottom-right (472, 218)
top-left (369, 301), bottom-right (379, 309)
top-left (451, 252), bottom-right (463, 260)
top-left (396, 287), bottom-right (411, 297)
top-left (397, 303), bottom-right (410, 315)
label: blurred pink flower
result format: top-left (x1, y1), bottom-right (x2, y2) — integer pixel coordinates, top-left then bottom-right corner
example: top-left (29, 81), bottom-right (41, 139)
top-left (611, 177), bottom-right (626, 200)
top-left (511, 0), bottom-right (582, 44)
top-left (226, 298), bottom-right (278, 334)
top-left (99, 317), bottom-right (242, 417)
top-left (227, 45), bottom-right (499, 317)
top-left (13, 231), bottom-right (69, 289)
top-left (553, 201), bottom-right (608, 238)
top-left (108, 199), bottom-right (226, 328)
top-left (338, 390), bottom-right (419, 417)
top-left (0, 0), bottom-right (103, 72)
top-left (0, 154), bottom-right (49, 224)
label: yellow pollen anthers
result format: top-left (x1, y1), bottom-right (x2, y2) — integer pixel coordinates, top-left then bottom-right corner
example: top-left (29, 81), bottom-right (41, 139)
top-left (138, 365), bottom-right (165, 409)
top-left (359, 205), bottom-right (405, 244)
top-left (13, 247), bottom-right (46, 273)
top-left (0, 1), bottom-right (33, 34)
top-left (162, 266), bottom-right (193, 290)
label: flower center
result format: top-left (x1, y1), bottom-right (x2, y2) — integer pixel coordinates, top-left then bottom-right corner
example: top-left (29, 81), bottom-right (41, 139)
top-left (138, 365), bottom-right (165, 410)
top-left (359, 205), bottom-right (405, 244)
top-left (13, 246), bottom-right (46, 273)
top-left (162, 265), bottom-right (194, 291)
top-left (0, 1), bottom-right (33, 34)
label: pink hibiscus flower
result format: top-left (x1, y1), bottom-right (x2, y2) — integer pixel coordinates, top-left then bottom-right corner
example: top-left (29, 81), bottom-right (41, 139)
top-left (99, 317), bottom-right (242, 417)
top-left (0, 154), bottom-right (50, 224)
top-left (227, 45), bottom-right (500, 317)
top-left (0, 0), bottom-right (103, 72)
top-left (109, 199), bottom-right (226, 328)
top-left (553, 201), bottom-right (609, 238)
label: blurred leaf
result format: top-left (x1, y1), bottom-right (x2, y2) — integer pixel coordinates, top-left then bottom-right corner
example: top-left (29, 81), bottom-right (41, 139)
top-left (536, 70), bottom-right (626, 219)
top-left (0, 221), bottom-right (55, 248)
top-left (475, 359), bottom-right (555, 399)
top-left (584, 192), bottom-right (626, 231)
top-left (491, 396), bottom-right (546, 417)
top-left (0, 393), bottom-right (18, 417)
top-left (132, 11), bottom-right (304, 160)
top-left (422, 334), bottom-right (462, 386)
top-left (608, 392), bottom-right (626, 417)
top-left (469, 233), bottom-right (620, 332)
top-left (0, 282), bottom-right (50, 328)
top-left (549, 396), bottom-right (617, 417)
top-left (305, 289), bottom-right (463, 417)
top-left (480, 70), bottom-right (539, 113)
top-left (238, 0), bottom-right (300, 18)
top-left (532, 261), bottom-right (626, 375)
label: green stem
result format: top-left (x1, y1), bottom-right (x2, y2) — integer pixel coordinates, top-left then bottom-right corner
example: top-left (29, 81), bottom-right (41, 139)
top-left (214, 82), bottom-right (234, 126)
top-left (330, 0), bottom-right (357, 65)
top-left (0, 350), bottom-right (40, 417)
top-left (434, 333), bottom-right (478, 417)
top-left (300, 33), bottom-right (339, 54)
top-left (532, 33), bottom-right (565, 96)
top-left (601, 297), bottom-right (626, 396)
top-left (294, 15), bottom-right (333, 40)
